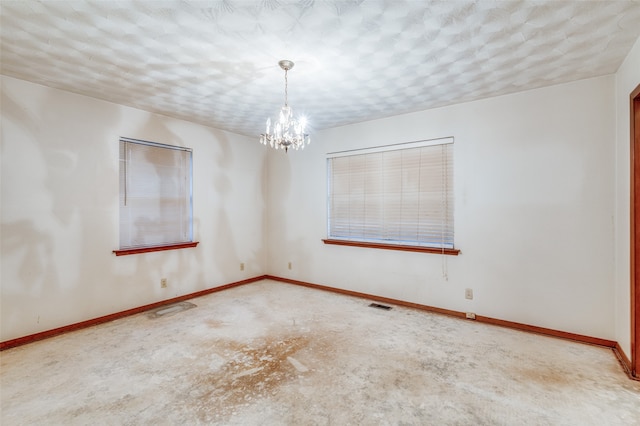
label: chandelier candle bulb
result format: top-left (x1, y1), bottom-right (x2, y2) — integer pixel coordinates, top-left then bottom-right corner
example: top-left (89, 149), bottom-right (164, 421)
top-left (259, 60), bottom-right (310, 153)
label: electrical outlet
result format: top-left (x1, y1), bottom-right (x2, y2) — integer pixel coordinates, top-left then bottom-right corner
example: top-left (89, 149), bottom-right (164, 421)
top-left (288, 262), bottom-right (292, 270)
top-left (161, 278), bottom-right (167, 288)
top-left (240, 262), bottom-right (245, 271)
top-left (466, 312), bottom-right (476, 320)
top-left (465, 288), bottom-right (473, 300)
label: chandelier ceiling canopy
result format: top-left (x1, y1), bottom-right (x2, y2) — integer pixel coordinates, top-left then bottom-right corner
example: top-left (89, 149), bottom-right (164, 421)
top-left (259, 60), bottom-right (310, 153)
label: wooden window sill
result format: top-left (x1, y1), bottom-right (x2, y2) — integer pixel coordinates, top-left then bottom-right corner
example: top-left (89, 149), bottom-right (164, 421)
top-left (322, 239), bottom-right (460, 255)
top-left (113, 242), bottom-right (199, 256)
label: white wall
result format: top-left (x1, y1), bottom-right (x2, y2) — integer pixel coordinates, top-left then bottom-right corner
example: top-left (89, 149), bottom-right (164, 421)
top-left (614, 36), bottom-right (640, 359)
top-left (0, 69), bottom-right (626, 345)
top-left (267, 76), bottom-right (616, 339)
top-left (1, 76), bottom-right (267, 342)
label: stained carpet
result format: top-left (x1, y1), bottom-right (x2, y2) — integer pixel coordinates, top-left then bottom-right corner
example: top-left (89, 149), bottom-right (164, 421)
top-left (1, 280), bottom-right (639, 425)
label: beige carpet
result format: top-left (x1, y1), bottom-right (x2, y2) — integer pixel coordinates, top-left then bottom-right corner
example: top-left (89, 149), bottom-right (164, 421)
top-left (2, 280), bottom-right (639, 425)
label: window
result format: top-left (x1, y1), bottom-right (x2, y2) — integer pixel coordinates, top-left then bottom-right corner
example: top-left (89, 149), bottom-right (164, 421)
top-left (325, 137), bottom-right (457, 254)
top-left (115, 137), bottom-right (195, 255)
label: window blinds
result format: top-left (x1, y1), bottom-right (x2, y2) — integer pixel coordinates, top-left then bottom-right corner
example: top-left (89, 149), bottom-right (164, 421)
top-left (119, 138), bottom-right (193, 249)
top-left (327, 138), bottom-right (453, 248)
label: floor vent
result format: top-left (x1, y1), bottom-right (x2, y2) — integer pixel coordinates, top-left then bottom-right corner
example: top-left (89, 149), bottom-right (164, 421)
top-left (147, 301), bottom-right (197, 319)
top-left (369, 303), bottom-right (392, 311)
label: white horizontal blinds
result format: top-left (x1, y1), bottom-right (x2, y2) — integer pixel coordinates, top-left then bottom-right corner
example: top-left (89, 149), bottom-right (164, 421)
top-left (419, 144), bottom-right (453, 247)
top-left (119, 139), bottom-right (192, 249)
top-left (328, 139), bottom-right (453, 248)
top-left (328, 156), bottom-right (351, 237)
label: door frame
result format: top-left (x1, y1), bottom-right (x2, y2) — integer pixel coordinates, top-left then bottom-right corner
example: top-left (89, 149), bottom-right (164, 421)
top-left (630, 83), bottom-right (640, 378)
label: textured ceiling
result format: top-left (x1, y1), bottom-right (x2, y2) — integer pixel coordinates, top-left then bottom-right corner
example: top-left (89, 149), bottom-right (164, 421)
top-left (1, 0), bottom-right (640, 138)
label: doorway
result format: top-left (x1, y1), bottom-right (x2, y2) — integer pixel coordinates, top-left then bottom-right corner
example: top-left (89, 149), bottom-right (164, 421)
top-left (631, 83), bottom-right (640, 378)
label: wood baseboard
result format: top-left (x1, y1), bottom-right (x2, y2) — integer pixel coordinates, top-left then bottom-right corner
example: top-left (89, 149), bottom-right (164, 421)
top-left (265, 275), bottom-right (467, 319)
top-left (475, 315), bottom-right (616, 348)
top-left (613, 342), bottom-right (639, 381)
top-left (0, 273), bottom-right (624, 366)
top-left (265, 275), bottom-right (617, 349)
top-left (0, 275), bottom-right (267, 351)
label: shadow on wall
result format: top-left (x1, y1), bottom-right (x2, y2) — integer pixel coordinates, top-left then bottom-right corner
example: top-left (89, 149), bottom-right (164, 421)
top-left (267, 151), bottom-right (298, 273)
top-left (201, 129), bottom-right (268, 278)
top-left (1, 92), bottom-right (59, 297)
top-left (1, 84), bottom-right (123, 336)
top-left (208, 127), bottom-right (242, 280)
top-left (116, 115), bottom-right (209, 298)
top-left (258, 153), bottom-right (269, 272)
top-left (1, 220), bottom-right (55, 293)
top-left (1, 81), bottom-right (268, 340)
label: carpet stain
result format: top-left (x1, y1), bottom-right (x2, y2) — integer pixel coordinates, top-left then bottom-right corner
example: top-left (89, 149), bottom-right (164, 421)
top-left (516, 365), bottom-right (573, 387)
top-left (205, 319), bottom-right (225, 328)
top-left (190, 335), bottom-right (310, 421)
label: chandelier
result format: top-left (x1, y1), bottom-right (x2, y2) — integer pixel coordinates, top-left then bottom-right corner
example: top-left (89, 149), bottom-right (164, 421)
top-left (259, 60), bottom-right (310, 152)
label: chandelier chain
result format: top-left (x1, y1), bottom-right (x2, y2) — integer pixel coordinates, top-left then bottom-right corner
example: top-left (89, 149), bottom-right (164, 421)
top-left (284, 69), bottom-right (288, 106)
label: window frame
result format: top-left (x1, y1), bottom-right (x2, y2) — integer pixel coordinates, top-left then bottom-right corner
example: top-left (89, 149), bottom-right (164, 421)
top-left (324, 137), bottom-right (459, 255)
top-left (113, 137), bottom-right (198, 256)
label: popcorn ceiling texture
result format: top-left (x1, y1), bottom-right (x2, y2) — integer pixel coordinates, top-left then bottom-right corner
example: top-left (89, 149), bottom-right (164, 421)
top-left (1, 1), bottom-right (639, 137)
